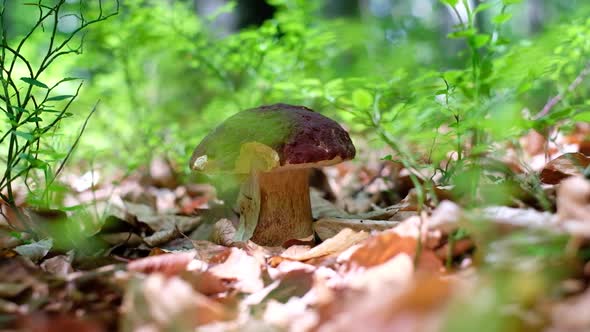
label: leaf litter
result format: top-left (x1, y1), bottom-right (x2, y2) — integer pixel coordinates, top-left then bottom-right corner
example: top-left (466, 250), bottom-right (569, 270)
top-left (1, 138), bottom-right (590, 331)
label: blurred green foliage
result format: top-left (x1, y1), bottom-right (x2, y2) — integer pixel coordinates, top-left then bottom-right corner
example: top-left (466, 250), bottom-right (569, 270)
top-left (0, 0), bottom-right (118, 206)
top-left (1, 0), bottom-right (590, 204)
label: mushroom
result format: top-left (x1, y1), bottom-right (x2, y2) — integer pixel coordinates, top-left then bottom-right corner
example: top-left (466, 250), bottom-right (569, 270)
top-left (189, 104), bottom-right (355, 246)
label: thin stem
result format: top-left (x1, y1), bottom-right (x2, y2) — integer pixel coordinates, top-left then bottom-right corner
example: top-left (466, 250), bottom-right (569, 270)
top-left (535, 60), bottom-right (590, 120)
top-left (43, 101), bottom-right (99, 196)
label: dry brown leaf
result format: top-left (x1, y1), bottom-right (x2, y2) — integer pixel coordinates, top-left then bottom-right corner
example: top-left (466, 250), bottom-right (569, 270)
top-left (18, 314), bottom-right (104, 332)
top-left (211, 218), bottom-right (237, 246)
top-left (148, 156), bottom-right (178, 189)
top-left (540, 152), bottom-right (590, 184)
top-left (40, 254), bottom-right (73, 278)
top-left (428, 200), bottom-right (463, 234)
top-left (263, 298), bottom-right (318, 332)
top-left (190, 240), bottom-right (230, 262)
top-left (314, 217), bottom-right (399, 241)
top-left (390, 275), bottom-right (451, 313)
top-left (128, 251), bottom-right (196, 276)
top-left (480, 206), bottom-right (556, 230)
top-left (346, 253), bottom-right (415, 293)
top-left (122, 274), bottom-right (228, 330)
top-left (557, 176), bottom-right (590, 222)
top-left (281, 228), bottom-right (369, 261)
top-left (311, 188), bottom-right (348, 219)
top-left (345, 232), bottom-right (443, 273)
top-left (264, 269), bottom-right (314, 303)
top-left (317, 273), bottom-right (450, 332)
top-left (209, 247), bottom-right (263, 293)
top-left (269, 260), bottom-right (316, 280)
top-left (435, 238), bottom-right (475, 260)
top-left (181, 270), bottom-right (228, 296)
top-left (391, 215), bottom-right (442, 249)
top-left (142, 215), bottom-right (202, 246)
top-left (521, 129), bottom-right (547, 156)
top-left (268, 246), bottom-right (313, 268)
top-left (549, 286), bottom-right (590, 332)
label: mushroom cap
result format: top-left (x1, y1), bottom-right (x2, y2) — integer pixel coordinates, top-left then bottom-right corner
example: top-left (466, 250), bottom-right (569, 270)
top-left (190, 104), bottom-right (355, 173)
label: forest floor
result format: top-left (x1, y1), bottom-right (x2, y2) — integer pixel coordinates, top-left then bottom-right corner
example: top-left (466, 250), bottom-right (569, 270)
top-left (1, 125), bottom-right (590, 332)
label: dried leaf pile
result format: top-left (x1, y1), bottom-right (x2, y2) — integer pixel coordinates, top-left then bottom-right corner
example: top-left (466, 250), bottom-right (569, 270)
top-left (1, 127), bottom-right (590, 331)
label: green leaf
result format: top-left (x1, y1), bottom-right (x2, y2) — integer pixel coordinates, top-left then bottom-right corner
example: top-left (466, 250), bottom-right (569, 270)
top-left (352, 89), bottom-right (373, 109)
top-left (14, 238), bottom-right (53, 262)
top-left (46, 95), bottom-right (74, 102)
top-left (20, 77), bottom-right (48, 89)
top-left (448, 28), bottom-right (477, 39)
top-left (573, 111), bottom-right (590, 122)
top-left (474, 3), bottom-right (495, 14)
top-left (492, 13), bottom-right (513, 24)
top-left (439, 0), bottom-right (459, 6)
top-left (60, 77), bottom-right (80, 82)
top-left (14, 131), bottom-right (33, 141)
top-left (471, 34), bottom-right (491, 48)
top-left (502, 0), bottom-right (522, 4)
top-left (11, 106), bottom-right (29, 114)
top-left (19, 153), bottom-right (34, 162)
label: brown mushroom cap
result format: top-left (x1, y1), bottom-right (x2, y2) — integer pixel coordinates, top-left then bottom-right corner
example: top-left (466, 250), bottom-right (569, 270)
top-left (190, 103), bottom-right (355, 173)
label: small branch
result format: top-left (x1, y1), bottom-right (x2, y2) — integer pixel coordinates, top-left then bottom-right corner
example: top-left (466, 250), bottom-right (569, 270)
top-left (535, 61), bottom-right (590, 120)
top-left (44, 101), bottom-right (99, 193)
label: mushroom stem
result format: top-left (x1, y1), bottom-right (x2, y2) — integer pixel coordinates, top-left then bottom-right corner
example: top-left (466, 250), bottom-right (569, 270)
top-left (250, 168), bottom-right (313, 246)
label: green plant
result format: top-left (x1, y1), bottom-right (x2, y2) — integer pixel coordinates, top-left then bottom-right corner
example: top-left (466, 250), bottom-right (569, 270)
top-left (316, 0), bottom-right (590, 209)
top-left (0, 0), bottom-right (118, 207)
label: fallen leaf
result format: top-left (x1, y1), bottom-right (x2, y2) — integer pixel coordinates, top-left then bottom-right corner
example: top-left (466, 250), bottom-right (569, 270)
top-left (550, 286), bottom-right (590, 332)
top-left (18, 314), bottom-right (104, 332)
top-left (142, 215), bottom-right (202, 246)
top-left (265, 269), bottom-right (314, 303)
top-left (268, 246), bottom-right (312, 267)
top-left (209, 247), bottom-right (263, 293)
top-left (311, 189), bottom-right (348, 219)
top-left (317, 273), bottom-right (450, 332)
top-left (40, 254), bottom-right (74, 278)
top-left (540, 152), bottom-right (590, 184)
top-left (345, 232), bottom-right (443, 273)
top-left (269, 260), bottom-right (316, 279)
top-left (435, 238), bottom-right (475, 260)
top-left (281, 228), bottom-right (369, 261)
top-left (189, 240), bottom-right (229, 262)
top-left (148, 156), bottom-right (178, 188)
top-left (128, 251), bottom-right (196, 276)
top-left (478, 206), bottom-right (556, 230)
top-left (314, 217), bottom-right (399, 241)
top-left (211, 218), bottom-right (237, 246)
top-left (521, 129), bottom-right (547, 156)
top-left (346, 253), bottom-right (415, 292)
top-left (181, 270), bottom-right (228, 296)
top-left (0, 282), bottom-right (29, 298)
top-left (122, 274), bottom-right (228, 330)
top-left (353, 202), bottom-right (414, 220)
top-left (557, 176), bottom-right (590, 222)
top-left (263, 297), bottom-right (318, 332)
top-left (122, 200), bottom-right (156, 219)
top-left (428, 200), bottom-right (463, 234)
top-left (14, 238), bottom-right (53, 262)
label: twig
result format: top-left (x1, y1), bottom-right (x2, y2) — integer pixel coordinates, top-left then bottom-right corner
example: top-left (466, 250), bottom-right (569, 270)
top-left (42, 101), bottom-right (100, 200)
top-left (535, 61), bottom-right (590, 120)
